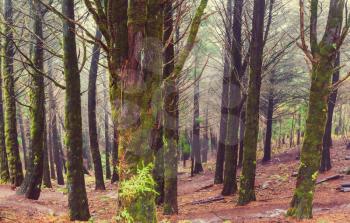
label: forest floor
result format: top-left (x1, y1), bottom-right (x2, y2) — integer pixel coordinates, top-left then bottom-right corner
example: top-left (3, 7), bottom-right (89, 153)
top-left (1, 141), bottom-right (350, 222)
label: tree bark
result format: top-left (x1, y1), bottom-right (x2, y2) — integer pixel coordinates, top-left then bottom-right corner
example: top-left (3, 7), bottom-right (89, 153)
top-left (87, 29), bottom-right (105, 190)
top-left (62, 0), bottom-right (90, 219)
top-left (18, 0), bottom-right (46, 198)
top-left (214, 0), bottom-right (232, 185)
top-left (43, 113), bottom-right (52, 188)
top-left (0, 36), bottom-right (9, 182)
top-left (110, 124), bottom-right (119, 183)
top-left (17, 107), bottom-right (28, 170)
top-left (4, 0), bottom-right (23, 187)
top-left (192, 58), bottom-right (203, 174)
top-left (238, 0), bottom-right (265, 205)
top-left (104, 88), bottom-right (111, 180)
top-left (320, 53), bottom-right (340, 172)
top-left (48, 82), bottom-right (64, 185)
top-left (287, 0), bottom-right (344, 219)
top-left (163, 0), bottom-right (178, 214)
top-left (222, 0), bottom-right (243, 196)
top-left (263, 88), bottom-right (274, 163)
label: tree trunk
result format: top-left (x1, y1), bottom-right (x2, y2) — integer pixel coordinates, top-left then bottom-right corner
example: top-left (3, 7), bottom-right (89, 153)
top-left (0, 35), bottom-right (9, 182)
top-left (43, 113), bottom-right (52, 188)
top-left (4, 0), bottom-right (23, 187)
top-left (104, 88), bottom-right (111, 180)
top-left (287, 0), bottom-right (344, 218)
top-left (87, 29), bottom-right (105, 190)
top-left (18, 0), bottom-right (46, 198)
top-left (290, 114), bottom-right (295, 148)
top-left (238, 107), bottom-right (245, 167)
top-left (222, 0), bottom-right (243, 196)
top-left (48, 82), bottom-right (64, 185)
top-left (214, 0), bottom-right (232, 184)
top-left (110, 124), bottom-right (119, 183)
top-left (297, 113), bottom-right (301, 145)
top-left (238, 0), bottom-right (265, 205)
top-left (62, 0), bottom-right (90, 219)
top-left (163, 0), bottom-right (178, 214)
top-left (17, 107), bottom-right (28, 170)
top-left (47, 112), bottom-right (56, 180)
top-left (263, 90), bottom-right (274, 162)
top-left (192, 60), bottom-right (203, 174)
top-left (320, 53), bottom-right (339, 172)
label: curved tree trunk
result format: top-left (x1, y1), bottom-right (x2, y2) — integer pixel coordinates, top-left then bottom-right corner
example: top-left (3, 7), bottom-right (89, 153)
top-left (62, 0), bottom-right (90, 220)
top-left (87, 29), bottom-right (105, 190)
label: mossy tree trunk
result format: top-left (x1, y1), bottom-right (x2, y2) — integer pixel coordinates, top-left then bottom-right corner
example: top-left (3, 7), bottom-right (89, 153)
top-left (4, 0), bottom-right (23, 187)
top-left (163, 0), bottom-right (178, 214)
top-left (62, 0), bottom-right (90, 220)
top-left (287, 0), bottom-right (344, 219)
top-left (0, 37), bottom-right (10, 183)
top-left (238, 0), bottom-right (265, 205)
top-left (87, 29), bottom-right (105, 190)
top-left (19, 0), bottom-right (46, 198)
top-left (320, 52), bottom-right (340, 172)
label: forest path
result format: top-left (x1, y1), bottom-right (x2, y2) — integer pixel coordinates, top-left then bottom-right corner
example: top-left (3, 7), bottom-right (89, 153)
top-left (162, 141), bottom-right (350, 222)
top-left (0, 179), bottom-right (118, 222)
top-left (1, 142), bottom-right (350, 222)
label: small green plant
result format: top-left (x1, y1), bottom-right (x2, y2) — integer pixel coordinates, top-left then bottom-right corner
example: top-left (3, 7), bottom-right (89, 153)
top-left (116, 163), bottom-right (158, 222)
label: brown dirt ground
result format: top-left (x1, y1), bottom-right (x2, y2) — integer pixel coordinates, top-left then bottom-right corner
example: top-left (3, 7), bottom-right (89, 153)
top-left (1, 141), bottom-right (350, 222)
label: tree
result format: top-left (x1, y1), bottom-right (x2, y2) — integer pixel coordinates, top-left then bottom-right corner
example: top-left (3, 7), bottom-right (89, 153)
top-left (0, 35), bottom-right (9, 183)
top-left (287, 0), bottom-right (346, 219)
top-left (62, 0), bottom-right (90, 220)
top-left (43, 114), bottom-right (52, 188)
top-left (214, 0), bottom-right (232, 184)
top-left (87, 29), bottom-right (105, 190)
top-left (192, 53), bottom-right (203, 174)
top-left (17, 106), bottom-right (28, 170)
top-left (238, 0), bottom-right (266, 205)
top-left (48, 80), bottom-right (64, 185)
top-left (163, 0), bottom-right (178, 214)
top-left (320, 53), bottom-right (340, 172)
top-left (103, 87), bottom-right (111, 180)
top-left (18, 0), bottom-right (46, 199)
top-left (4, 0), bottom-right (23, 187)
top-left (222, 0), bottom-right (244, 196)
